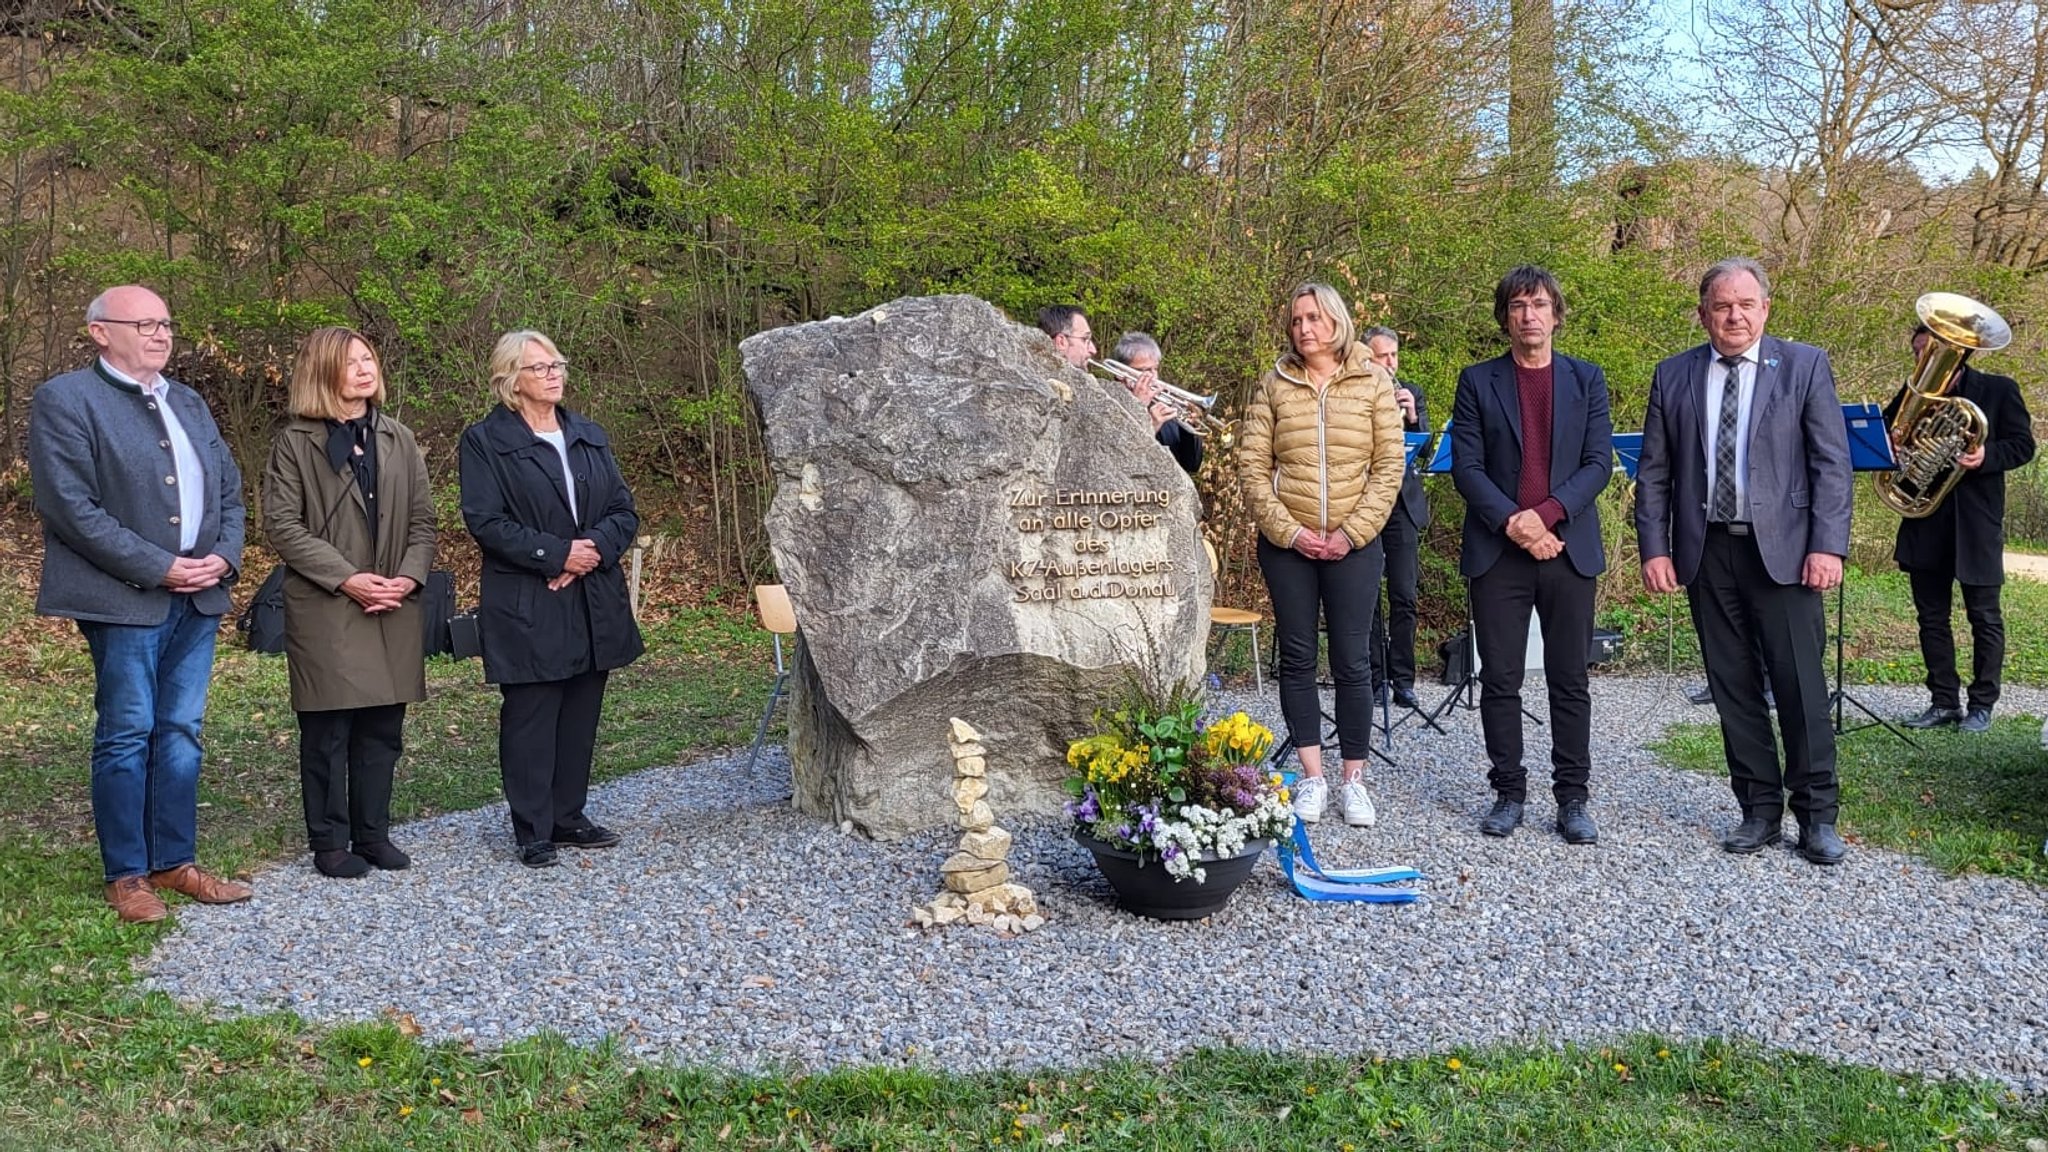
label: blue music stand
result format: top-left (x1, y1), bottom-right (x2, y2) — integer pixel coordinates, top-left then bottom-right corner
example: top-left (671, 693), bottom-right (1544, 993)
top-left (1424, 422), bottom-right (1453, 474)
top-left (1613, 432), bottom-right (1644, 480)
top-left (1404, 431), bottom-right (1432, 471)
top-left (1843, 403), bottom-right (1896, 471)
top-left (1833, 402), bottom-right (1912, 746)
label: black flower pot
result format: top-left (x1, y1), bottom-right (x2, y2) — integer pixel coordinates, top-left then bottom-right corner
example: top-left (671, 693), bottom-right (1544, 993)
top-left (1075, 831), bottom-right (1272, 920)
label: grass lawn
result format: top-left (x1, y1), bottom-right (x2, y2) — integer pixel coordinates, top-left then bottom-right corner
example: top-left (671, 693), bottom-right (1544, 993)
top-left (1652, 714), bottom-right (2048, 885)
top-left (1, 579), bottom-right (2044, 1149)
top-left (1601, 564), bottom-right (2048, 686)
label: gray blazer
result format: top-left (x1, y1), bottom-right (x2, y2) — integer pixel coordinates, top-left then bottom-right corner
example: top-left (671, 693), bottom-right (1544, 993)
top-left (1635, 335), bottom-right (1852, 587)
top-left (29, 364), bottom-right (245, 624)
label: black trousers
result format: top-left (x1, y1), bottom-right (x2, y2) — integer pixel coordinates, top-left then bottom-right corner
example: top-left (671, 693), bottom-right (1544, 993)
top-left (1369, 507), bottom-right (1422, 691)
top-left (1257, 535), bottom-right (1383, 760)
top-left (499, 669), bottom-right (610, 845)
top-left (1469, 548), bottom-right (1595, 804)
top-left (297, 703), bottom-right (406, 852)
top-left (1907, 566), bottom-right (2004, 712)
top-left (1688, 525), bottom-right (1838, 825)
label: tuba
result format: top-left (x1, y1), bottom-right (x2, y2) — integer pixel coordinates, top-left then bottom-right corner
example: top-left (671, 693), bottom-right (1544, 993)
top-left (1873, 292), bottom-right (2010, 519)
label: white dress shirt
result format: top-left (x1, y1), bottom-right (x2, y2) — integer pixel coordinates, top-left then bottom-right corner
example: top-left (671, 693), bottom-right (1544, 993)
top-left (103, 358), bottom-right (203, 551)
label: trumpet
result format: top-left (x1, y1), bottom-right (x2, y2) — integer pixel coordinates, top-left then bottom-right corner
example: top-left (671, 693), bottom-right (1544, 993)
top-left (1087, 357), bottom-right (1236, 446)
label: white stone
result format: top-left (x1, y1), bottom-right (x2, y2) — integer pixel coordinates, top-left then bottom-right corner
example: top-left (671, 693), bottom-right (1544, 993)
top-left (952, 777), bottom-right (989, 811)
top-left (942, 860), bottom-right (1009, 893)
top-left (953, 755), bottom-right (987, 778)
top-left (959, 827), bottom-right (1011, 861)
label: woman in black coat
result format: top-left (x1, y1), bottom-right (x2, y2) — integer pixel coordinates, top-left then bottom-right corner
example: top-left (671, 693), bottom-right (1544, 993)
top-left (459, 330), bottom-right (645, 868)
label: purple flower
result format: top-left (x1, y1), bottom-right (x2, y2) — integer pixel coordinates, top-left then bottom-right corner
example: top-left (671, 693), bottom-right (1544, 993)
top-left (1162, 843), bottom-right (1182, 861)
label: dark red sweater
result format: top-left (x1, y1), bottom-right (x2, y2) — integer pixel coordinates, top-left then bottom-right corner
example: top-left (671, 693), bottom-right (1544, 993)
top-left (1514, 361), bottom-right (1566, 529)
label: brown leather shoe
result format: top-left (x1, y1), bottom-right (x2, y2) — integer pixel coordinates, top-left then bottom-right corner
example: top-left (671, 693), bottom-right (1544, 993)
top-left (106, 876), bottom-right (168, 923)
top-left (149, 863), bottom-right (252, 904)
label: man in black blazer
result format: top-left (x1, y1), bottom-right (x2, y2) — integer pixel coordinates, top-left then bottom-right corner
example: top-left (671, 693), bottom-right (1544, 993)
top-left (1451, 267), bottom-right (1612, 844)
top-left (1636, 256), bottom-right (1855, 865)
top-left (1364, 326), bottom-right (1430, 709)
top-left (1891, 326), bottom-right (2035, 733)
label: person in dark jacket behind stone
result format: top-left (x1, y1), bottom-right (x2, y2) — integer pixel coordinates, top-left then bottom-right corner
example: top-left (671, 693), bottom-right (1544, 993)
top-left (459, 330), bottom-right (645, 869)
top-left (264, 327), bottom-right (436, 879)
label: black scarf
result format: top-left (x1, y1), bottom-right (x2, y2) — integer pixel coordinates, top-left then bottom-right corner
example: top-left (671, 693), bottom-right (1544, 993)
top-left (323, 409), bottom-right (380, 551)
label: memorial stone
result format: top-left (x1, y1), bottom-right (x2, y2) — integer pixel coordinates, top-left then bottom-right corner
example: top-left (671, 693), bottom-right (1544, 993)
top-left (740, 296), bottom-right (1209, 838)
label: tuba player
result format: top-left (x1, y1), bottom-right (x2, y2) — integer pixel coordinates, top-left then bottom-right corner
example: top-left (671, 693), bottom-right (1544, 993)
top-left (1890, 321), bottom-right (2035, 733)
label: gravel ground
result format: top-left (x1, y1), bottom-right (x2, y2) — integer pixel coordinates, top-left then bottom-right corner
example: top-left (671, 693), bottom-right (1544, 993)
top-left (146, 674), bottom-right (2048, 1090)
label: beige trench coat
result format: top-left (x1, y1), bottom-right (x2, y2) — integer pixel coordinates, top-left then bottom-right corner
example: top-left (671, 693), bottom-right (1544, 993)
top-left (263, 412), bottom-right (437, 712)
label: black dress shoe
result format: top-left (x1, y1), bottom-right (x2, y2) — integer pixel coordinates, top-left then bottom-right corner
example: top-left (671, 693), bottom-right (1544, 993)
top-left (314, 849), bottom-right (371, 879)
top-left (1799, 823), bottom-right (1848, 865)
top-left (1480, 798), bottom-right (1525, 838)
top-left (1685, 683), bottom-right (1714, 706)
top-left (1903, 705), bottom-right (1964, 730)
top-left (1959, 708), bottom-right (1992, 733)
top-left (519, 842), bottom-right (559, 868)
top-left (1721, 815), bottom-right (1783, 854)
top-left (1391, 686), bottom-right (1420, 710)
top-left (557, 824), bottom-right (621, 849)
top-left (1556, 800), bottom-right (1598, 845)
top-left (352, 841), bottom-right (411, 870)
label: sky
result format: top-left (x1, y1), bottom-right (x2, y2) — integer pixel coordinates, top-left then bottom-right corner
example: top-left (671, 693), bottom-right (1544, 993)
top-left (1645, 0), bottom-right (1991, 182)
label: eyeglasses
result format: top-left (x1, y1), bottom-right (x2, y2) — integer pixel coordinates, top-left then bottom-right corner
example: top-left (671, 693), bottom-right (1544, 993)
top-left (1061, 331), bottom-right (1096, 346)
top-left (98, 318), bottom-right (175, 337)
top-left (520, 360), bottom-right (570, 378)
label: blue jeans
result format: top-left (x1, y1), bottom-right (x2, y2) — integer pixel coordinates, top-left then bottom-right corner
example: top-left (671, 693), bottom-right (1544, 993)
top-left (78, 596), bottom-right (220, 881)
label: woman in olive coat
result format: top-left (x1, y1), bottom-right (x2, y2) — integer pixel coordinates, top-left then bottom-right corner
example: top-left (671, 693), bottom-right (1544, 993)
top-left (264, 327), bottom-right (436, 878)
top-left (458, 330), bottom-right (644, 869)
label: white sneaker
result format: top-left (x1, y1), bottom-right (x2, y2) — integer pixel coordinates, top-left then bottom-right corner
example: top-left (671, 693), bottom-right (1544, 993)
top-left (1293, 775), bottom-right (1329, 823)
top-left (1339, 779), bottom-right (1377, 827)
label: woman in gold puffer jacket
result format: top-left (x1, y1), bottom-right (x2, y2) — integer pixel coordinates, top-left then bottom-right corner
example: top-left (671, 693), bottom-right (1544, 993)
top-left (1238, 282), bottom-right (1407, 827)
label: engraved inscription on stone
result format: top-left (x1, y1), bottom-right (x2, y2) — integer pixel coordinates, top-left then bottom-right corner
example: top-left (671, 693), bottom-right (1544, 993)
top-left (1006, 488), bottom-right (1178, 602)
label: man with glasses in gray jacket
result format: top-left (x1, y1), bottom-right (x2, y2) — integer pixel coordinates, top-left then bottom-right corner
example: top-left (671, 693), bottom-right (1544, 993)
top-left (29, 285), bottom-right (253, 922)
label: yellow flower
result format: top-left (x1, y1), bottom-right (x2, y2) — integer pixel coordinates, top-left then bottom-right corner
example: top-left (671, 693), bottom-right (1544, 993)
top-left (1445, 1058), bottom-right (1462, 1071)
top-left (1656, 1049), bottom-right (1670, 1060)
top-left (398, 1105), bottom-right (414, 1117)
top-left (357, 1057), bottom-right (373, 1068)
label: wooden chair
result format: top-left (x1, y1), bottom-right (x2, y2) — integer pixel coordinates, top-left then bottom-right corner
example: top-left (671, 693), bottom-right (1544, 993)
top-left (747, 584), bottom-right (798, 771)
top-left (1204, 540), bottom-right (1265, 695)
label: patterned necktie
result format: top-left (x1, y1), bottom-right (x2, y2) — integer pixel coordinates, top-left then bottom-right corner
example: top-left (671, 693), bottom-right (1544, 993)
top-left (1711, 355), bottom-right (1743, 521)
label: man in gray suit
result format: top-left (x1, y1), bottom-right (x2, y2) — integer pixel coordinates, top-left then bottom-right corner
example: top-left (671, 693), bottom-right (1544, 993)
top-left (29, 285), bottom-right (253, 921)
top-left (1636, 257), bottom-right (1854, 865)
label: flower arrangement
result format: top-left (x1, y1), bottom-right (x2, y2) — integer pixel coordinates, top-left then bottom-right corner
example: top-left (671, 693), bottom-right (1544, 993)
top-left (1063, 681), bottom-right (1293, 883)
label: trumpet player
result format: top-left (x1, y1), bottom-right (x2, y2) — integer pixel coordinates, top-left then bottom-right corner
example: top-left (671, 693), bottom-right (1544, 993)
top-left (1112, 332), bottom-right (1203, 474)
top-left (1891, 322), bottom-right (2034, 734)
top-left (1362, 326), bottom-right (1429, 709)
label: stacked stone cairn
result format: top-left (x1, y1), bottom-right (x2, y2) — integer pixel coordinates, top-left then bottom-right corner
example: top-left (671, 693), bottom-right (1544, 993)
top-left (910, 718), bottom-right (1046, 934)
